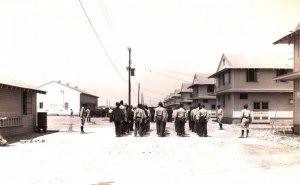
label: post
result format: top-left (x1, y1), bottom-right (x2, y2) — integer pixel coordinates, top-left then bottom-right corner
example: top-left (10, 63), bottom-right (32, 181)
top-left (128, 47), bottom-right (132, 107)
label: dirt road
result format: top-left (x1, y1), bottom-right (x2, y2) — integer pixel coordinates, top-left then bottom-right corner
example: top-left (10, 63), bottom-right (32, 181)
top-left (1, 117), bottom-right (299, 185)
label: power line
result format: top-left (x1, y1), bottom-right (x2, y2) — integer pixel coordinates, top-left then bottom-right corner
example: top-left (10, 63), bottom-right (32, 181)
top-left (78, 0), bottom-right (127, 83)
top-left (97, 0), bottom-right (116, 35)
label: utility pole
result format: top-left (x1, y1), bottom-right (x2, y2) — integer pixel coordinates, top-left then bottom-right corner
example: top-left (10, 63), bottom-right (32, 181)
top-left (127, 47), bottom-right (132, 107)
top-left (138, 83), bottom-right (140, 105)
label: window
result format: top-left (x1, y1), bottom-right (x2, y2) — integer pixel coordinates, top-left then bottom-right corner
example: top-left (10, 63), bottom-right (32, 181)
top-left (246, 69), bottom-right (257, 82)
top-left (227, 94), bottom-right (231, 100)
top-left (23, 91), bottom-right (32, 114)
top-left (276, 69), bottom-right (288, 77)
top-left (222, 94), bottom-right (226, 108)
top-left (203, 99), bottom-right (208, 103)
top-left (207, 85), bottom-right (214, 93)
top-left (194, 86), bottom-right (198, 94)
top-left (65, 102), bottom-right (69, 110)
top-left (211, 104), bottom-right (216, 110)
top-left (39, 102), bottom-right (43, 109)
top-left (262, 102), bottom-right (268, 110)
top-left (240, 93), bottom-right (248, 99)
top-left (253, 102), bottom-right (260, 110)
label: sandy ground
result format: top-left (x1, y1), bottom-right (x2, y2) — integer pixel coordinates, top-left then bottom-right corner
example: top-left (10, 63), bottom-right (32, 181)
top-left (1, 116), bottom-right (300, 185)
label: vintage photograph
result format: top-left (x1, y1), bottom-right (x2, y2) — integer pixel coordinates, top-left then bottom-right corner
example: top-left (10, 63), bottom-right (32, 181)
top-left (0, 0), bottom-right (299, 184)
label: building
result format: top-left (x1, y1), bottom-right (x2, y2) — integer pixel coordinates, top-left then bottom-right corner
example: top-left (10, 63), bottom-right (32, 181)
top-left (209, 54), bottom-right (293, 124)
top-left (273, 22), bottom-right (300, 134)
top-left (178, 83), bottom-right (193, 109)
top-left (0, 74), bottom-right (46, 137)
top-left (37, 81), bottom-right (98, 115)
top-left (188, 73), bottom-right (216, 116)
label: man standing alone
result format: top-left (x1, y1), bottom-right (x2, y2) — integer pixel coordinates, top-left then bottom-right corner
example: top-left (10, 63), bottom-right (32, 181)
top-left (216, 105), bottom-right (224, 130)
top-left (79, 106), bottom-right (87, 134)
top-left (239, 104), bottom-right (252, 138)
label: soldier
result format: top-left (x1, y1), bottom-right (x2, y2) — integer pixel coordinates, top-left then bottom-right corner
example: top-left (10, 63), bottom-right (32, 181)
top-left (167, 107), bottom-right (173, 122)
top-left (188, 106), bottom-right (196, 132)
top-left (154, 102), bottom-right (167, 137)
top-left (119, 100), bottom-right (127, 135)
top-left (112, 102), bottom-right (125, 137)
top-left (108, 107), bottom-right (113, 122)
top-left (239, 104), bottom-right (252, 138)
top-left (127, 105), bottom-right (134, 132)
top-left (217, 105), bottom-right (224, 130)
top-left (197, 105), bottom-right (210, 137)
top-left (134, 104), bottom-right (146, 137)
top-left (150, 107), bottom-right (155, 122)
top-left (175, 104), bottom-right (187, 137)
top-left (144, 105), bottom-right (151, 132)
top-left (79, 106), bottom-right (87, 133)
top-left (193, 103), bottom-right (201, 134)
top-left (86, 108), bottom-right (91, 123)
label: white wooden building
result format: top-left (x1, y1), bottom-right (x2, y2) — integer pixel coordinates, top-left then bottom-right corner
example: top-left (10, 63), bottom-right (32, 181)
top-left (37, 81), bottom-right (98, 116)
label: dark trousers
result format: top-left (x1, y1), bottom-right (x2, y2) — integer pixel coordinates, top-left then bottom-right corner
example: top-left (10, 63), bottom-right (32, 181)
top-left (134, 119), bottom-right (144, 137)
top-left (189, 120), bottom-right (195, 132)
top-left (176, 118), bottom-right (185, 136)
top-left (156, 119), bottom-right (166, 136)
top-left (128, 119), bottom-right (134, 131)
top-left (114, 120), bottom-right (122, 137)
top-left (198, 118), bottom-right (207, 137)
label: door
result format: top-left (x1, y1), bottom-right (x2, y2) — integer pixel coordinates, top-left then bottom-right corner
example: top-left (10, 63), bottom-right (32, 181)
top-left (252, 101), bottom-right (270, 123)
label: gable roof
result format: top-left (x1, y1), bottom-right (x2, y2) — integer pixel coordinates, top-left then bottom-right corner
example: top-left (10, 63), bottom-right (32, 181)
top-left (273, 22), bottom-right (300, 44)
top-left (189, 73), bottom-right (214, 88)
top-left (40, 81), bottom-right (98, 98)
top-left (172, 89), bottom-right (181, 98)
top-left (0, 74), bottom-right (46, 94)
top-left (179, 83), bottom-right (193, 93)
top-left (209, 53), bottom-right (292, 78)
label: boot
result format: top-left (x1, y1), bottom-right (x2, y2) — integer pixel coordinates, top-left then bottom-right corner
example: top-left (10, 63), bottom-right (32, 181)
top-left (219, 124), bottom-right (223, 130)
top-left (246, 130), bottom-right (249, 138)
top-left (239, 130), bottom-right (244, 138)
top-left (80, 126), bottom-right (85, 134)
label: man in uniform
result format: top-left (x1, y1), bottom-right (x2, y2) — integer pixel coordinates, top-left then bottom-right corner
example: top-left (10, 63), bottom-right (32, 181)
top-left (217, 105), bottom-right (224, 130)
top-left (119, 100), bottom-right (127, 135)
top-left (193, 103), bottom-right (201, 134)
top-left (79, 106), bottom-right (87, 133)
top-left (239, 104), bottom-right (252, 138)
top-left (154, 102), bottom-right (167, 137)
top-left (144, 105), bottom-right (151, 132)
top-left (198, 105), bottom-right (210, 137)
top-left (167, 107), bottom-right (173, 122)
top-left (134, 104), bottom-right (146, 137)
top-left (175, 104), bottom-right (187, 137)
top-left (113, 102), bottom-right (125, 137)
top-left (127, 105), bottom-right (134, 132)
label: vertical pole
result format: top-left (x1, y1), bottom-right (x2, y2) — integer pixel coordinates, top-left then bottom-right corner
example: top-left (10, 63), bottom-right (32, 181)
top-left (128, 47), bottom-right (132, 107)
top-left (138, 83), bottom-right (140, 105)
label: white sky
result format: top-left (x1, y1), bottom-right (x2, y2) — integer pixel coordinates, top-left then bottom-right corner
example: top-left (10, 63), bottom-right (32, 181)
top-left (0, 0), bottom-right (299, 106)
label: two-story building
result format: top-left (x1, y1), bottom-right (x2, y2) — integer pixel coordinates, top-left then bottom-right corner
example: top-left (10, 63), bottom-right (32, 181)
top-left (37, 81), bottom-right (98, 116)
top-left (0, 74), bottom-right (46, 137)
top-left (178, 83), bottom-right (193, 110)
top-left (273, 22), bottom-right (300, 134)
top-left (188, 73), bottom-right (216, 116)
top-left (209, 54), bottom-right (293, 124)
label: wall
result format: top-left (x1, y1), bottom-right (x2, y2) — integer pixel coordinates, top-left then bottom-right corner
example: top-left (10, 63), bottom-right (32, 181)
top-left (0, 88), bottom-right (37, 137)
top-left (37, 82), bottom-right (81, 115)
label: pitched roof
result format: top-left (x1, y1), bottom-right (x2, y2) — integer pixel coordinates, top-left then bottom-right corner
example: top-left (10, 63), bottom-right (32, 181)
top-left (189, 73), bottom-right (214, 88)
top-left (179, 83), bottom-right (193, 93)
top-left (273, 22), bottom-right (300, 44)
top-left (209, 53), bottom-right (292, 78)
top-left (172, 89), bottom-right (181, 98)
top-left (0, 74), bottom-right (46, 94)
top-left (40, 81), bottom-right (98, 98)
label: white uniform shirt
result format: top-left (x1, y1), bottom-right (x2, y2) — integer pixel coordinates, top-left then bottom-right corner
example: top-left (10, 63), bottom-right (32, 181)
top-left (176, 107), bottom-right (186, 119)
top-left (134, 108), bottom-right (146, 120)
top-left (241, 109), bottom-right (251, 119)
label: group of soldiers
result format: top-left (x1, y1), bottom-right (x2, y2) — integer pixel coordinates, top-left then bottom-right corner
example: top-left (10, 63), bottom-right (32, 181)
top-left (110, 100), bottom-right (218, 138)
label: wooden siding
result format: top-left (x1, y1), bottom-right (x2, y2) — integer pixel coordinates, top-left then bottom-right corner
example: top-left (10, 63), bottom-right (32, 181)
top-left (0, 88), bottom-right (37, 137)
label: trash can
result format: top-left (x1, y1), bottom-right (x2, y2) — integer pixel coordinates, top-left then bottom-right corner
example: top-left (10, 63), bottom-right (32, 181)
top-left (37, 112), bottom-right (47, 133)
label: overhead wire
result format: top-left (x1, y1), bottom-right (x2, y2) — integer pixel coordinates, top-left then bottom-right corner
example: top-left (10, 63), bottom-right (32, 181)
top-left (78, 0), bottom-right (127, 83)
